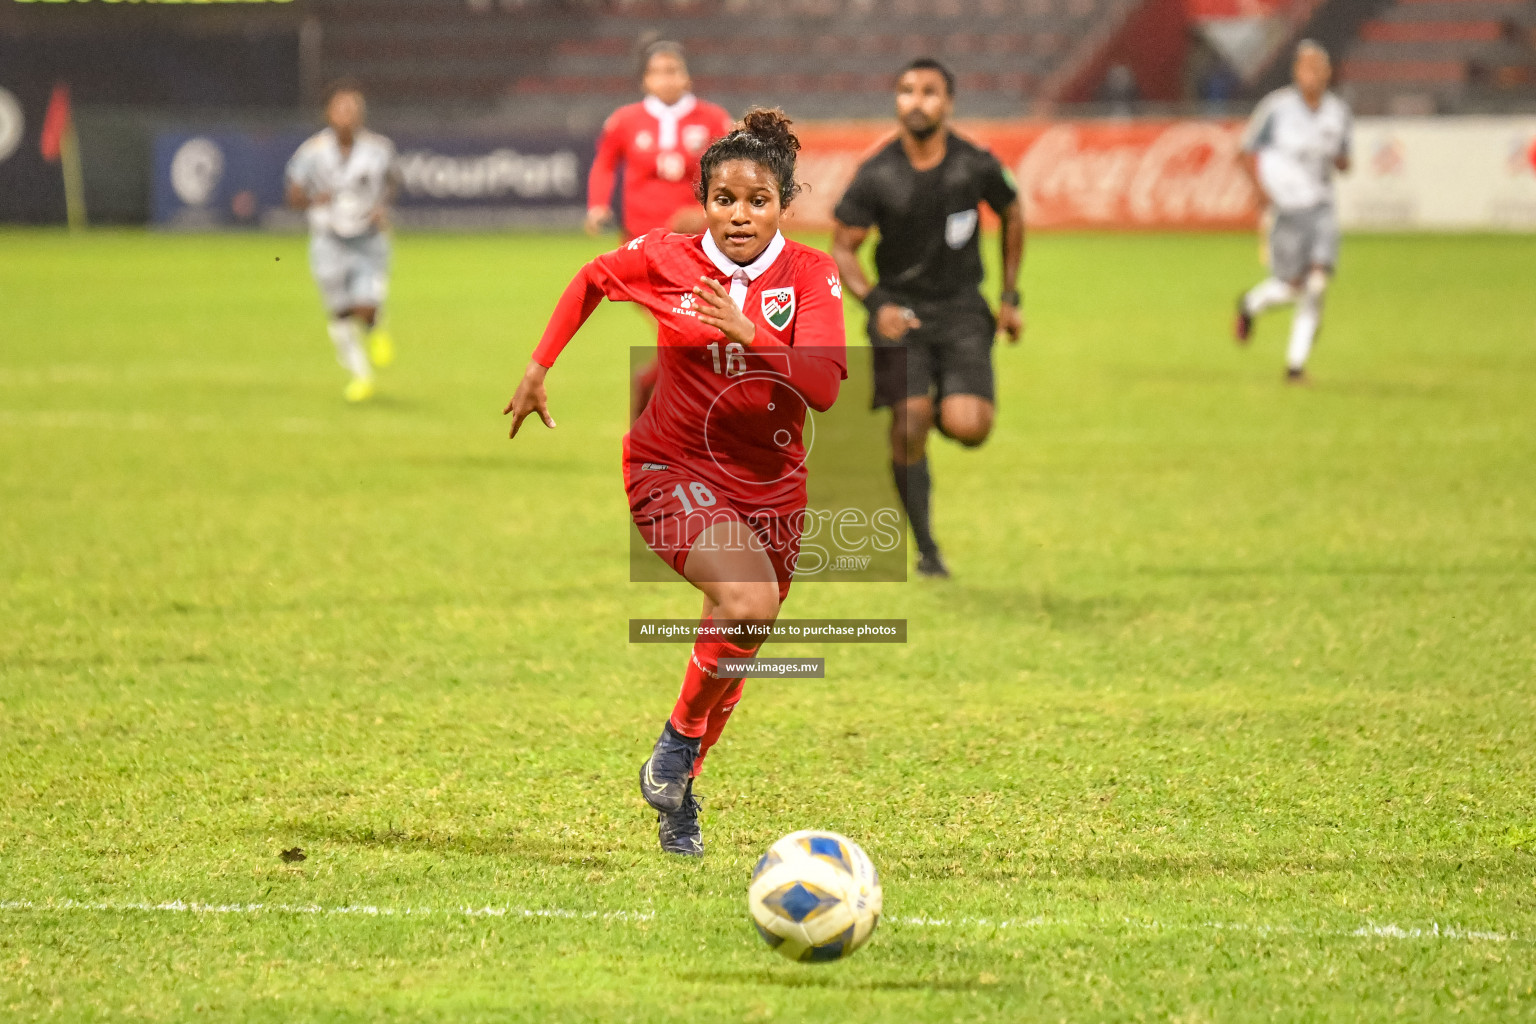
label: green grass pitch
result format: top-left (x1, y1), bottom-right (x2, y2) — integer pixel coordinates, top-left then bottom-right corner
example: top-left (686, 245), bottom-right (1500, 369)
top-left (2, 227), bottom-right (1534, 1021)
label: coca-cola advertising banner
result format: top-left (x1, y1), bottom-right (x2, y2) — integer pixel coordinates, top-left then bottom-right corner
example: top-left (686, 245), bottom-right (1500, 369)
top-left (786, 120), bottom-right (1260, 232)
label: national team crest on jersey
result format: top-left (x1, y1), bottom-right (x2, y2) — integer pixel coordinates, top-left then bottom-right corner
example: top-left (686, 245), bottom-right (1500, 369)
top-left (761, 287), bottom-right (796, 331)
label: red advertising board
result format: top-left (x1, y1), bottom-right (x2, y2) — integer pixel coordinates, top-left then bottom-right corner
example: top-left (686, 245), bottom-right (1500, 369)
top-left (786, 120), bottom-right (1262, 232)
top-left (1185, 0), bottom-right (1288, 16)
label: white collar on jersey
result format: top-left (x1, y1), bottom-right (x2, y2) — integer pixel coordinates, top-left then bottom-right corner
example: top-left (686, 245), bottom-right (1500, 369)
top-left (642, 93), bottom-right (697, 149)
top-left (701, 229), bottom-right (787, 307)
top-left (321, 126), bottom-right (369, 162)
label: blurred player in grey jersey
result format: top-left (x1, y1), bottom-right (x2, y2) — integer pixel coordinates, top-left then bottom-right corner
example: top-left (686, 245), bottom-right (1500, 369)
top-left (1234, 41), bottom-right (1352, 384)
top-left (286, 82), bottom-right (400, 403)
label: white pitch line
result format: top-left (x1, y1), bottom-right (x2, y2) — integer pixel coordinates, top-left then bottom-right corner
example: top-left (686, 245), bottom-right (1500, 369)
top-left (0, 899), bottom-right (654, 922)
top-left (0, 410), bottom-right (323, 434)
top-left (888, 914), bottom-right (1521, 943)
top-left (0, 408), bottom-right (470, 437)
top-left (0, 899), bottom-right (1520, 943)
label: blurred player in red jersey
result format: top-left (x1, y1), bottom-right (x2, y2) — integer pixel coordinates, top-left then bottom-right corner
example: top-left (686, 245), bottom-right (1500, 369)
top-left (586, 41), bottom-right (735, 421)
top-left (506, 110), bottom-right (847, 857)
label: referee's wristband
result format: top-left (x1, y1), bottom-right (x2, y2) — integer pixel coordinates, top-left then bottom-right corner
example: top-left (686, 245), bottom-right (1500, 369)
top-left (862, 286), bottom-right (895, 315)
top-left (999, 289), bottom-right (1021, 306)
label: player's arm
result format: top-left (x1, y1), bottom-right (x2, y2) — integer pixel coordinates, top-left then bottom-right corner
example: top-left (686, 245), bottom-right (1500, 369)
top-left (691, 271), bottom-right (843, 412)
top-left (829, 221), bottom-right (873, 303)
top-left (1240, 150), bottom-right (1261, 189)
top-left (284, 146), bottom-right (324, 211)
top-left (1238, 97), bottom-right (1275, 202)
top-left (505, 238), bottom-right (651, 437)
top-left (1335, 111), bottom-right (1353, 173)
top-left (373, 144), bottom-right (402, 230)
top-left (765, 257), bottom-right (848, 411)
top-left (831, 220), bottom-right (920, 342)
top-left (997, 200), bottom-right (1025, 344)
top-left (504, 267), bottom-right (599, 437)
top-left (585, 116), bottom-right (623, 236)
top-left (979, 155), bottom-right (1025, 343)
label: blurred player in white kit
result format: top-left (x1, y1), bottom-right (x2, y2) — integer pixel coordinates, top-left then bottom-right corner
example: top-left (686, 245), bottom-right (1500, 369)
top-left (1234, 41), bottom-right (1352, 384)
top-left (286, 81), bottom-right (400, 403)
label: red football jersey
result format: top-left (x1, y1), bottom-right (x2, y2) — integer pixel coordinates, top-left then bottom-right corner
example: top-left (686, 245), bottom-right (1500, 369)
top-left (588, 95), bottom-right (735, 237)
top-left (534, 229), bottom-right (848, 508)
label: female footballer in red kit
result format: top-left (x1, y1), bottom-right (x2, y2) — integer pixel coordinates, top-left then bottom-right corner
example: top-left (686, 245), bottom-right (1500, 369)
top-left (504, 110), bottom-right (848, 857)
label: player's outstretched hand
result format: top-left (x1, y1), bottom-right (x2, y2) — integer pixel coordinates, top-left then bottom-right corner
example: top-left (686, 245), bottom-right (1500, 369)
top-left (693, 278), bottom-right (756, 348)
top-left (584, 206), bottom-right (613, 237)
top-left (874, 304), bottom-right (920, 343)
top-left (668, 207), bottom-right (708, 235)
top-left (503, 361), bottom-right (556, 439)
top-left (998, 301), bottom-right (1024, 345)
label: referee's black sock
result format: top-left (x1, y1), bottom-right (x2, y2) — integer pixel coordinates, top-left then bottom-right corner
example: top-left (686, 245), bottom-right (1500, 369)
top-left (892, 458), bottom-right (939, 559)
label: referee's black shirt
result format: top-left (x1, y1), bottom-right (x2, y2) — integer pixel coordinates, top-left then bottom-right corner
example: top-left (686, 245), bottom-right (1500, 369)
top-left (833, 131), bottom-right (1018, 303)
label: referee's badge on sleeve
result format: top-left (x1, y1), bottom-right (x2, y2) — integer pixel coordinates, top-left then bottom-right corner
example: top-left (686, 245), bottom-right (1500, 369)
top-left (945, 209), bottom-right (978, 249)
top-left (761, 287), bottom-right (796, 331)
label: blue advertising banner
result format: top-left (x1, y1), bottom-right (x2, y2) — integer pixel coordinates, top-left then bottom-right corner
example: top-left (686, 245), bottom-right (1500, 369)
top-left (151, 131), bottom-right (297, 229)
top-left (152, 130), bottom-right (594, 230)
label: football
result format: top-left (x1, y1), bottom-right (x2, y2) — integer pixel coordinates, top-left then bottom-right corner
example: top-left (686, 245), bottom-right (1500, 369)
top-left (748, 829), bottom-right (883, 963)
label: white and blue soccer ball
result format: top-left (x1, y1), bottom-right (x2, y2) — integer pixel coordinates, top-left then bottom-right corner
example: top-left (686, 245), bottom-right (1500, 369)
top-left (748, 829), bottom-right (882, 963)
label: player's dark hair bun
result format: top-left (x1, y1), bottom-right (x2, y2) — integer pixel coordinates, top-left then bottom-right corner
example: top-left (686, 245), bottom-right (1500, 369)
top-left (740, 108), bottom-right (800, 155)
top-left (696, 107), bottom-right (803, 208)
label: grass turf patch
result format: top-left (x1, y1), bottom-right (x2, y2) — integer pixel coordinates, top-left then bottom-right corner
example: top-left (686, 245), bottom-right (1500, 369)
top-left (1, 229), bottom-right (1534, 1021)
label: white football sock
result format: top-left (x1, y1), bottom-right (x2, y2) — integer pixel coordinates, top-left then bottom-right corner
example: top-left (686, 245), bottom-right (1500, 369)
top-left (1286, 270), bottom-right (1329, 371)
top-left (1244, 277), bottom-right (1298, 316)
top-left (327, 318), bottom-right (371, 380)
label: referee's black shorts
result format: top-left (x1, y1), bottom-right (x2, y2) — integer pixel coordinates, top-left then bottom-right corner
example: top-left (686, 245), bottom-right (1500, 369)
top-left (870, 290), bottom-right (996, 410)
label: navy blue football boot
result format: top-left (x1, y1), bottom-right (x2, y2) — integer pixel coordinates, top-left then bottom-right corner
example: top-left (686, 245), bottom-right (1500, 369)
top-left (656, 779), bottom-right (703, 857)
top-left (639, 720), bottom-right (699, 813)
top-left (916, 548), bottom-right (951, 579)
top-left (1234, 294), bottom-right (1254, 345)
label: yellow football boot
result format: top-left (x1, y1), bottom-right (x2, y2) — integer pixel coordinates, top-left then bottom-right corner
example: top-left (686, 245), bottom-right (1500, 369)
top-left (367, 326), bottom-right (395, 368)
top-left (344, 376), bottom-right (375, 403)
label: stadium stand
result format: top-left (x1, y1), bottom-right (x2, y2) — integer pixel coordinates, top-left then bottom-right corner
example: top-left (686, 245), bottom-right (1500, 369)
top-left (1338, 0), bottom-right (1536, 113)
top-left (9, 0), bottom-right (1536, 223)
top-left (313, 0), bottom-right (1125, 124)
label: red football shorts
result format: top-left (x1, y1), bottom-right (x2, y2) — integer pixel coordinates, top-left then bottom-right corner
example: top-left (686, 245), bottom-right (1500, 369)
top-left (624, 459), bottom-right (804, 603)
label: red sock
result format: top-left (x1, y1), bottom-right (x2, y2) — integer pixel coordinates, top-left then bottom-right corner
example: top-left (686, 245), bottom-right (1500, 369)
top-left (668, 618), bottom-right (754, 738)
top-left (692, 678), bottom-right (745, 778)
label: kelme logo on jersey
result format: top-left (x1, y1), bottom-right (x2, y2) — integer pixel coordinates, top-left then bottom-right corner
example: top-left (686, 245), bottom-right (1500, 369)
top-left (761, 287), bottom-right (796, 331)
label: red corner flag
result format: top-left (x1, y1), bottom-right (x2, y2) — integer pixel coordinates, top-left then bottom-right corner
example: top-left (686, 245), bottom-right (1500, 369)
top-left (40, 83), bottom-right (71, 163)
top-left (39, 82), bottom-right (86, 229)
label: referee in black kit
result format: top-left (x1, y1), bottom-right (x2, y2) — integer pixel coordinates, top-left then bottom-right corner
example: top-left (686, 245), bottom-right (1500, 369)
top-left (832, 58), bottom-right (1026, 579)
